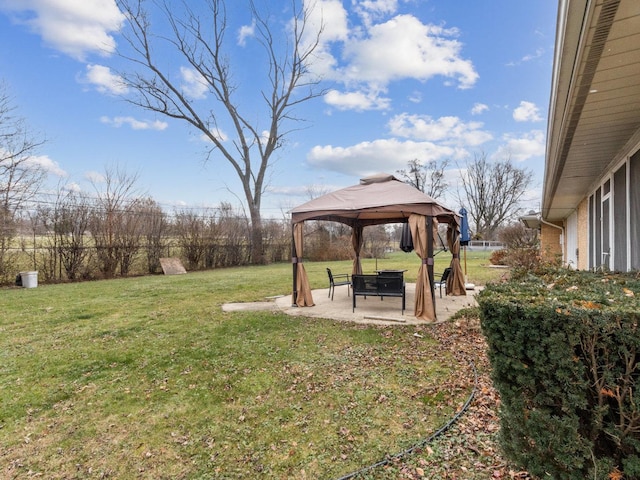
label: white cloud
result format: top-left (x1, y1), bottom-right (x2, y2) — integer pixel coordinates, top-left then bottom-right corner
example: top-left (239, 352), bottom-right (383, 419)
top-left (522, 48), bottom-right (544, 62)
top-left (340, 15), bottom-right (478, 89)
top-left (84, 170), bottom-right (105, 184)
top-left (324, 89), bottom-right (391, 111)
top-left (180, 67), bottom-right (208, 100)
top-left (387, 113), bottom-right (492, 147)
top-left (494, 130), bottom-right (546, 162)
top-left (307, 138), bottom-right (465, 176)
top-left (305, 0), bottom-right (349, 43)
top-left (26, 154), bottom-right (67, 177)
top-left (354, 0), bottom-right (398, 27)
top-left (268, 184), bottom-right (322, 196)
top-left (237, 19), bottom-right (255, 46)
top-left (63, 182), bottom-right (82, 193)
top-left (507, 48), bottom-right (545, 66)
top-left (359, 0), bottom-right (398, 16)
top-left (84, 64), bottom-right (128, 95)
top-left (471, 103), bottom-right (489, 115)
top-left (513, 101), bottom-right (543, 122)
top-left (319, 13), bottom-right (477, 111)
top-left (302, 0), bottom-right (349, 79)
top-left (408, 91), bottom-right (422, 104)
top-left (0, 0), bottom-right (125, 60)
top-left (200, 127), bottom-right (229, 143)
top-left (100, 116), bottom-right (168, 131)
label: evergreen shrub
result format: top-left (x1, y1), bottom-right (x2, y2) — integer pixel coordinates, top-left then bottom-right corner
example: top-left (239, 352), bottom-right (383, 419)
top-left (478, 270), bottom-right (640, 479)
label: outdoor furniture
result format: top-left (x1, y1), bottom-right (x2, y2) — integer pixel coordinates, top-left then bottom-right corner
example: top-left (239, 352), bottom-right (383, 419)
top-left (352, 274), bottom-right (405, 314)
top-left (434, 267), bottom-right (452, 298)
top-left (375, 269), bottom-right (407, 277)
top-left (326, 268), bottom-right (351, 300)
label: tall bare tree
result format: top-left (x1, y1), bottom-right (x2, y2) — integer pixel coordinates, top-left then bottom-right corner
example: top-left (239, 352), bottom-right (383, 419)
top-left (55, 191), bottom-right (92, 281)
top-left (174, 209), bottom-right (207, 270)
top-left (396, 158), bottom-right (449, 200)
top-left (34, 187), bottom-right (92, 281)
top-left (0, 83), bottom-right (46, 279)
top-left (89, 166), bottom-right (142, 277)
top-left (115, 0), bottom-right (325, 264)
top-left (457, 152), bottom-right (533, 239)
top-left (136, 197), bottom-right (168, 274)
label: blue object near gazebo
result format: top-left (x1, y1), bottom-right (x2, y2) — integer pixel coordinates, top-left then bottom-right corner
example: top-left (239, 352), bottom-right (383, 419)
top-left (458, 207), bottom-right (475, 289)
top-left (459, 207), bottom-right (470, 246)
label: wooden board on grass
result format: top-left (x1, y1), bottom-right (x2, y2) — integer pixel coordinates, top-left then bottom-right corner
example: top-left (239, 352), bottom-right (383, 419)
top-left (160, 257), bottom-right (187, 275)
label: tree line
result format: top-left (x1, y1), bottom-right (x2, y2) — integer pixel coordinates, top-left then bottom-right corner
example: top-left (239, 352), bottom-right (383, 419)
top-left (1, 167), bottom-right (297, 285)
top-left (2, 183), bottom-right (401, 285)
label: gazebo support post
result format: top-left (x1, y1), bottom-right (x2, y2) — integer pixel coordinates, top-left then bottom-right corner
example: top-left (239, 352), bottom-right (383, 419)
top-left (426, 216), bottom-right (435, 306)
top-left (291, 224), bottom-right (298, 307)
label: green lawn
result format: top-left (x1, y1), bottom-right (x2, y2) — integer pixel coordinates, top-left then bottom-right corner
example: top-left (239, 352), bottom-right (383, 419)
top-left (0, 252), bottom-right (502, 479)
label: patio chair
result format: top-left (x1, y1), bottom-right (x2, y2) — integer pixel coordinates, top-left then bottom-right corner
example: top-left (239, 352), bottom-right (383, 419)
top-left (327, 268), bottom-right (351, 300)
top-left (433, 267), bottom-right (452, 298)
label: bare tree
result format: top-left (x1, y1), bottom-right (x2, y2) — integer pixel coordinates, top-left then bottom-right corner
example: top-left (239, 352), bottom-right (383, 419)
top-left (396, 158), bottom-right (450, 200)
top-left (89, 166), bottom-right (142, 277)
top-left (457, 153), bottom-right (533, 239)
top-left (364, 224), bottom-right (390, 259)
top-left (174, 209), bottom-right (207, 270)
top-left (262, 217), bottom-right (289, 263)
top-left (117, 197), bottom-right (145, 276)
top-left (33, 187), bottom-right (92, 281)
top-left (497, 222), bottom-right (538, 250)
top-left (56, 191), bottom-right (93, 281)
top-left (0, 83), bottom-right (46, 279)
top-left (115, 0), bottom-right (325, 264)
top-left (136, 197), bottom-right (168, 274)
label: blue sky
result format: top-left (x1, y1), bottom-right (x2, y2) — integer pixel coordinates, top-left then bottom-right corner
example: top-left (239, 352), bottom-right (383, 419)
top-left (0, 0), bottom-right (557, 218)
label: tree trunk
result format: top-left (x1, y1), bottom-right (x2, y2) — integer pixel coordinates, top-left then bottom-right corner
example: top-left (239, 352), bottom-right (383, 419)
top-left (249, 205), bottom-right (265, 265)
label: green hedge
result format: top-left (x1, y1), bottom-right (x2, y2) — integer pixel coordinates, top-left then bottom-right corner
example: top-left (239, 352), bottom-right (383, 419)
top-left (478, 270), bottom-right (640, 479)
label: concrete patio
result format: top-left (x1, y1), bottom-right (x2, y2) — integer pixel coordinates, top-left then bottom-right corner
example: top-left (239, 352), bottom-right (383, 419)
top-left (223, 283), bottom-right (480, 326)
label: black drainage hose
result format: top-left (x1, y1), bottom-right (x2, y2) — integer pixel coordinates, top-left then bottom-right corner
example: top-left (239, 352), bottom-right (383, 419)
top-left (334, 361), bottom-right (478, 480)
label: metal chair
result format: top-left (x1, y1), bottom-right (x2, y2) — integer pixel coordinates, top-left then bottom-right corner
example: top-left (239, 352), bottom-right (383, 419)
top-left (326, 268), bottom-right (351, 300)
top-left (434, 267), bottom-right (452, 298)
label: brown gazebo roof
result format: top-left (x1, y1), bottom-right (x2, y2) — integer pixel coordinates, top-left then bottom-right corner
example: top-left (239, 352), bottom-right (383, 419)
top-left (290, 173), bottom-right (459, 227)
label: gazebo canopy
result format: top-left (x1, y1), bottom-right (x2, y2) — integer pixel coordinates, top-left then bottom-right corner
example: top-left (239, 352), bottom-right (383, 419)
top-left (289, 173), bottom-right (465, 321)
top-left (290, 173), bottom-right (459, 227)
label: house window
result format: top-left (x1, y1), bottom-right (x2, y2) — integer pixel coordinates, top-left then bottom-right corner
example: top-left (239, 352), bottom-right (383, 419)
top-left (595, 187), bottom-right (602, 268)
top-left (631, 150), bottom-right (640, 269)
top-left (602, 190), bottom-right (611, 269)
top-left (613, 164), bottom-right (627, 271)
top-left (589, 194), bottom-right (595, 269)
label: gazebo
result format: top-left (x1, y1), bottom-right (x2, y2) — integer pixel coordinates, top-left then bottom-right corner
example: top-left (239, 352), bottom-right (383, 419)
top-left (290, 173), bottom-right (466, 322)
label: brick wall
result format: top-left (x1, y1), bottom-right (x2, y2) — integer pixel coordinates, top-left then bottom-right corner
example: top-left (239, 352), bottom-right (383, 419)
top-left (577, 198), bottom-right (589, 270)
top-left (540, 221), bottom-right (563, 264)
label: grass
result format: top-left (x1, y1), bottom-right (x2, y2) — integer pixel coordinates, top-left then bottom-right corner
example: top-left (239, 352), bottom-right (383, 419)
top-left (0, 252), bottom-right (503, 479)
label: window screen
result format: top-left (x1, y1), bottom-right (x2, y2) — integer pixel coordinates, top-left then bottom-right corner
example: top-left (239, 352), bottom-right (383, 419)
top-left (589, 194), bottom-right (595, 269)
top-left (595, 187), bottom-right (602, 268)
top-left (631, 151), bottom-right (640, 269)
top-left (603, 197), bottom-right (610, 268)
top-left (614, 164), bottom-right (627, 271)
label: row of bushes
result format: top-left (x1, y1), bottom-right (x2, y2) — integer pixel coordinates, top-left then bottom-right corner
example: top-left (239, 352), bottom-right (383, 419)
top-left (5, 241), bottom-right (288, 285)
top-left (478, 269), bottom-right (640, 478)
